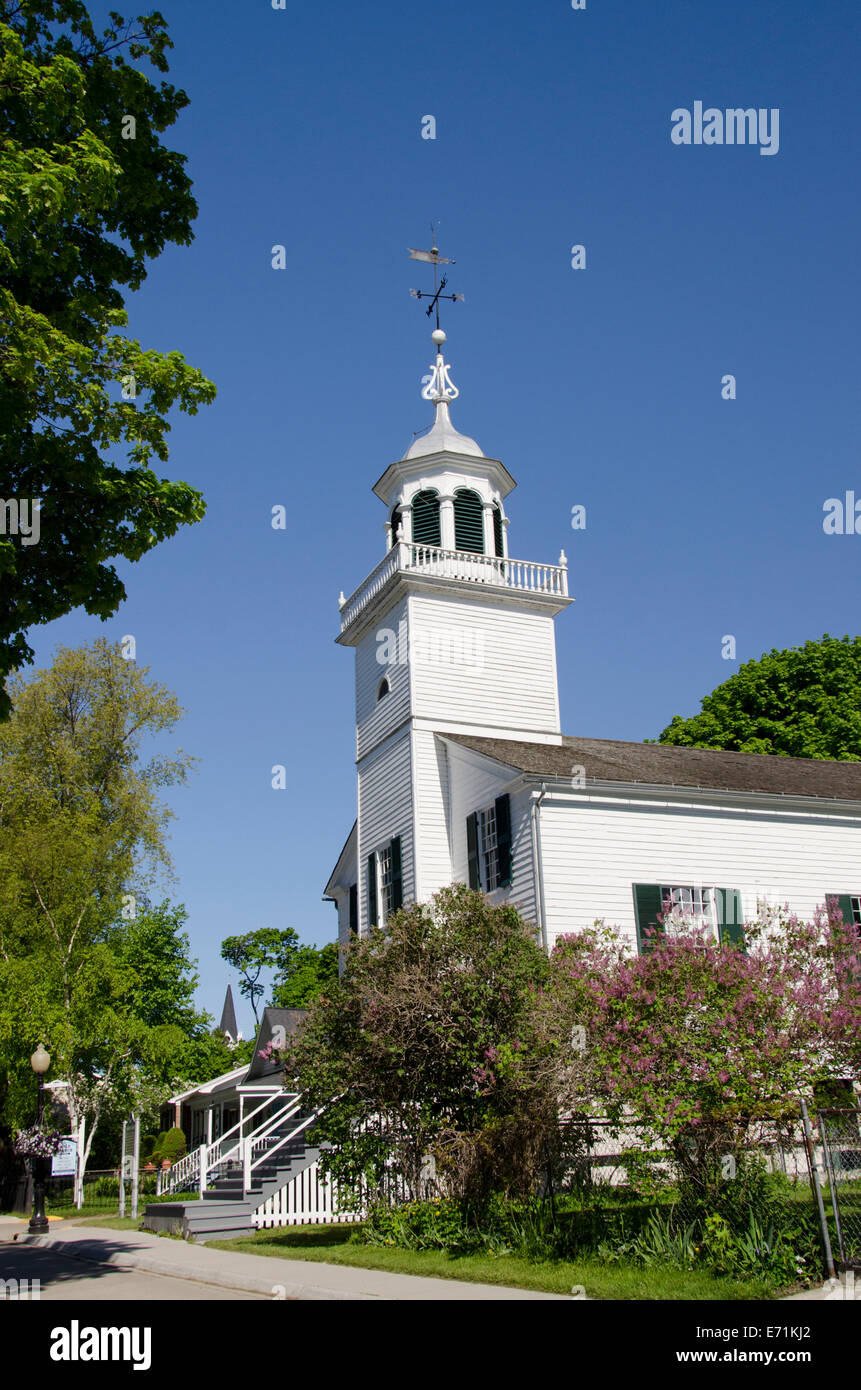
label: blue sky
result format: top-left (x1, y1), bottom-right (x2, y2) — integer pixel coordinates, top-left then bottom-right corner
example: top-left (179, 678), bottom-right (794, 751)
top-left (26, 0), bottom-right (861, 1035)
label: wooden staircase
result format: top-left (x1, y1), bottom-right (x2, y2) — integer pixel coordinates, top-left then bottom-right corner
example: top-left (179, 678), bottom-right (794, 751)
top-left (142, 1106), bottom-right (326, 1243)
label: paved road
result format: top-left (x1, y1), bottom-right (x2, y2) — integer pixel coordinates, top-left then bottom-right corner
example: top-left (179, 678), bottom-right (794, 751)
top-left (0, 1240), bottom-right (267, 1301)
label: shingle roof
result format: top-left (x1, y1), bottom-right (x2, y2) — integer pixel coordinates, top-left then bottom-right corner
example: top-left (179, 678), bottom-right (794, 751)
top-left (444, 733), bottom-right (861, 801)
top-left (245, 1007), bottom-right (309, 1081)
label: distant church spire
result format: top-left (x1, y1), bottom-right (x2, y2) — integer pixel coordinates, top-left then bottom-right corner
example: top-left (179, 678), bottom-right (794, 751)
top-left (218, 984), bottom-right (242, 1046)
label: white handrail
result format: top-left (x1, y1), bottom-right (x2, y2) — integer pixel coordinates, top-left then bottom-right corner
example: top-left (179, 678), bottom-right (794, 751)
top-left (244, 1107), bottom-right (322, 1192)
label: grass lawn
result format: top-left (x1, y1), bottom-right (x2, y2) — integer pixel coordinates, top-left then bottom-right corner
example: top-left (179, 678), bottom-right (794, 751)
top-left (62, 1214), bottom-right (140, 1232)
top-left (209, 1222), bottom-right (783, 1300)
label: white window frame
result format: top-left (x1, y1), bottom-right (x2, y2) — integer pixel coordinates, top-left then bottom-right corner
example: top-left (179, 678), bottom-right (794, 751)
top-left (477, 804), bottom-right (501, 892)
top-left (660, 885), bottom-right (719, 938)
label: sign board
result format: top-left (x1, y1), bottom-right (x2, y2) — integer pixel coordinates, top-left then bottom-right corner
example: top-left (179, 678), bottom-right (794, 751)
top-left (51, 1138), bottom-right (77, 1177)
top-left (122, 1154), bottom-right (134, 1178)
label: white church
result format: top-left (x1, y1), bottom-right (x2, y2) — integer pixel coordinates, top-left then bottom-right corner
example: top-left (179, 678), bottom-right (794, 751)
top-left (325, 327), bottom-right (861, 954)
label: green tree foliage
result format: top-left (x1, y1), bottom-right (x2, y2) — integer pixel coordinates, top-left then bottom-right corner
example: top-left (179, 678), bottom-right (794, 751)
top-left (271, 940), bottom-right (339, 1009)
top-left (655, 635), bottom-right (861, 759)
top-left (286, 886), bottom-right (556, 1204)
top-left (111, 901), bottom-right (202, 1034)
top-left (0, 2), bottom-right (216, 717)
top-left (220, 928), bottom-right (301, 1027)
top-left (0, 639), bottom-right (195, 1167)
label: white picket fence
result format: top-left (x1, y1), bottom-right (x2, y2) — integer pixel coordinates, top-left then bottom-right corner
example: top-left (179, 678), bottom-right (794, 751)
top-left (251, 1160), bottom-right (362, 1228)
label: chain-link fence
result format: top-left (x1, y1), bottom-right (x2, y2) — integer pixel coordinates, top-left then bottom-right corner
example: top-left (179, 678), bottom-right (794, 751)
top-left (548, 1114), bottom-right (826, 1279)
top-left (817, 1109), bottom-right (861, 1270)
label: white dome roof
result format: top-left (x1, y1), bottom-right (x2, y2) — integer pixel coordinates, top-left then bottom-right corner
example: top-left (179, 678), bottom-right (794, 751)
top-left (403, 401), bottom-right (484, 460)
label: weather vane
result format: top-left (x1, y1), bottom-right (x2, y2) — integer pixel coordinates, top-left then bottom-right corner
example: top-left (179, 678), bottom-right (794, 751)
top-left (408, 223), bottom-right (465, 331)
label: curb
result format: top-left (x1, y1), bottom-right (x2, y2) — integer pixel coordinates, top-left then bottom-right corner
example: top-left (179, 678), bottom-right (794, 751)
top-left (13, 1234), bottom-right (378, 1300)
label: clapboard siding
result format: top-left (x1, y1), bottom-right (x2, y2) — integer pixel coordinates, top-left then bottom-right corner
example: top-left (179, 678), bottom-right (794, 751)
top-left (408, 591), bottom-right (560, 736)
top-left (411, 730), bottom-right (453, 901)
top-left (446, 746), bottom-right (539, 929)
top-left (538, 792), bottom-right (861, 950)
top-left (357, 732), bottom-right (414, 932)
top-left (356, 594), bottom-right (410, 760)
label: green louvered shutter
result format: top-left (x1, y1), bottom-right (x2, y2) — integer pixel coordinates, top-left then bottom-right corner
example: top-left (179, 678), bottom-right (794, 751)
top-left (454, 488), bottom-right (484, 554)
top-left (826, 894), bottom-right (861, 985)
top-left (493, 503), bottom-right (504, 558)
top-left (466, 813), bottom-right (480, 889)
top-left (495, 794), bottom-right (512, 887)
top-left (716, 888), bottom-right (745, 949)
top-left (390, 836), bottom-right (403, 912)
top-left (633, 884), bottom-right (665, 953)
top-left (349, 884), bottom-right (358, 938)
top-left (412, 490), bottom-right (441, 547)
top-left (826, 893), bottom-right (855, 926)
top-left (367, 854), bottom-right (378, 929)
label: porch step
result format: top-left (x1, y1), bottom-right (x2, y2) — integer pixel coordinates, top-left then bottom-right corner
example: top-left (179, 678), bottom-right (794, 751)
top-left (142, 1135), bottom-right (327, 1243)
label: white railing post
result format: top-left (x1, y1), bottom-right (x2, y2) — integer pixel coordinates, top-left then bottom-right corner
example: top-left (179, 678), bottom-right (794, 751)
top-left (199, 1142), bottom-right (207, 1197)
top-left (243, 1137), bottom-right (252, 1195)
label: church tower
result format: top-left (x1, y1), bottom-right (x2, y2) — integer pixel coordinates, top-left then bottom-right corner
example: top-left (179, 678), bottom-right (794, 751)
top-left (331, 326), bottom-right (573, 936)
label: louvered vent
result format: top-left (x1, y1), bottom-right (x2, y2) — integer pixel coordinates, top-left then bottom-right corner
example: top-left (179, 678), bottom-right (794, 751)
top-left (412, 490), bottom-right (441, 547)
top-left (493, 503), bottom-right (504, 557)
top-left (454, 489), bottom-right (484, 554)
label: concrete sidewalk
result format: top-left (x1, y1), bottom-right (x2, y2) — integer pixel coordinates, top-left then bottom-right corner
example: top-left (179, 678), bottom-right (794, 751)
top-left (8, 1222), bottom-right (570, 1300)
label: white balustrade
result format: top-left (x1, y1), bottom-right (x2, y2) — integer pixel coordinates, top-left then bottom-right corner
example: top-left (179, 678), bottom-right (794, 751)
top-left (339, 542), bottom-right (568, 631)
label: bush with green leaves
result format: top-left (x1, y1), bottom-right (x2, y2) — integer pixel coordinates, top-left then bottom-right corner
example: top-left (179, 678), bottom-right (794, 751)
top-left (159, 1127), bottom-right (186, 1165)
top-left (360, 1198), bottom-right (481, 1254)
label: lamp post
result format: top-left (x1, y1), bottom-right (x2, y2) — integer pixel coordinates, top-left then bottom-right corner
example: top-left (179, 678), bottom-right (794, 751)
top-left (28, 1043), bottom-right (51, 1235)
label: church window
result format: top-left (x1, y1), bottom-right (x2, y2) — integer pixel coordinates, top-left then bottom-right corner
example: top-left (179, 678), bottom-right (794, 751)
top-left (367, 835), bottom-right (403, 928)
top-left (453, 488), bottom-right (484, 554)
top-left (377, 677), bottom-right (390, 700)
top-left (412, 490), bottom-right (441, 548)
top-left (632, 885), bottom-right (744, 953)
top-left (466, 795), bottom-right (512, 892)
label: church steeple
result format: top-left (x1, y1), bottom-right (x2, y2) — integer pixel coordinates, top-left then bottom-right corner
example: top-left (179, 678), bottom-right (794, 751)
top-left (332, 300), bottom-right (573, 935)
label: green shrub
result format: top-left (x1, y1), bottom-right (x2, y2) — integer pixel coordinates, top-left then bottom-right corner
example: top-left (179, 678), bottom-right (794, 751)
top-left (361, 1198), bottom-right (481, 1254)
top-left (159, 1127), bottom-right (187, 1165)
top-left (149, 1131), bottom-right (168, 1166)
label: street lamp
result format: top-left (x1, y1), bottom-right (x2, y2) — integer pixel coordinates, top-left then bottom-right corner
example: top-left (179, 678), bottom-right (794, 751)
top-left (28, 1043), bottom-right (51, 1235)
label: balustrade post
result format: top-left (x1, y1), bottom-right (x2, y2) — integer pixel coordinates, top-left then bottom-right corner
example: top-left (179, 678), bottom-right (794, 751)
top-left (558, 549), bottom-right (568, 596)
top-left (199, 1142), bottom-right (208, 1198)
top-left (243, 1137), bottom-right (252, 1195)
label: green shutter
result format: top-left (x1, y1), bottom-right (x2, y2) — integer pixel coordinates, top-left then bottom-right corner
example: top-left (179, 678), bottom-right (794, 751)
top-left (493, 504), bottom-right (504, 558)
top-left (495, 794), bottom-right (512, 887)
top-left (716, 888), bottom-right (745, 949)
top-left (390, 836), bottom-right (403, 912)
top-left (454, 489), bottom-right (484, 554)
top-left (633, 884), bottom-right (665, 953)
top-left (826, 893), bottom-right (855, 926)
top-left (349, 884), bottom-right (357, 938)
top-left (466, 813), bottom-right (480, 890)
top-left (367, 854), bottom-right (377, 929)
top-left (412, 490), bottom-right (441, 547)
